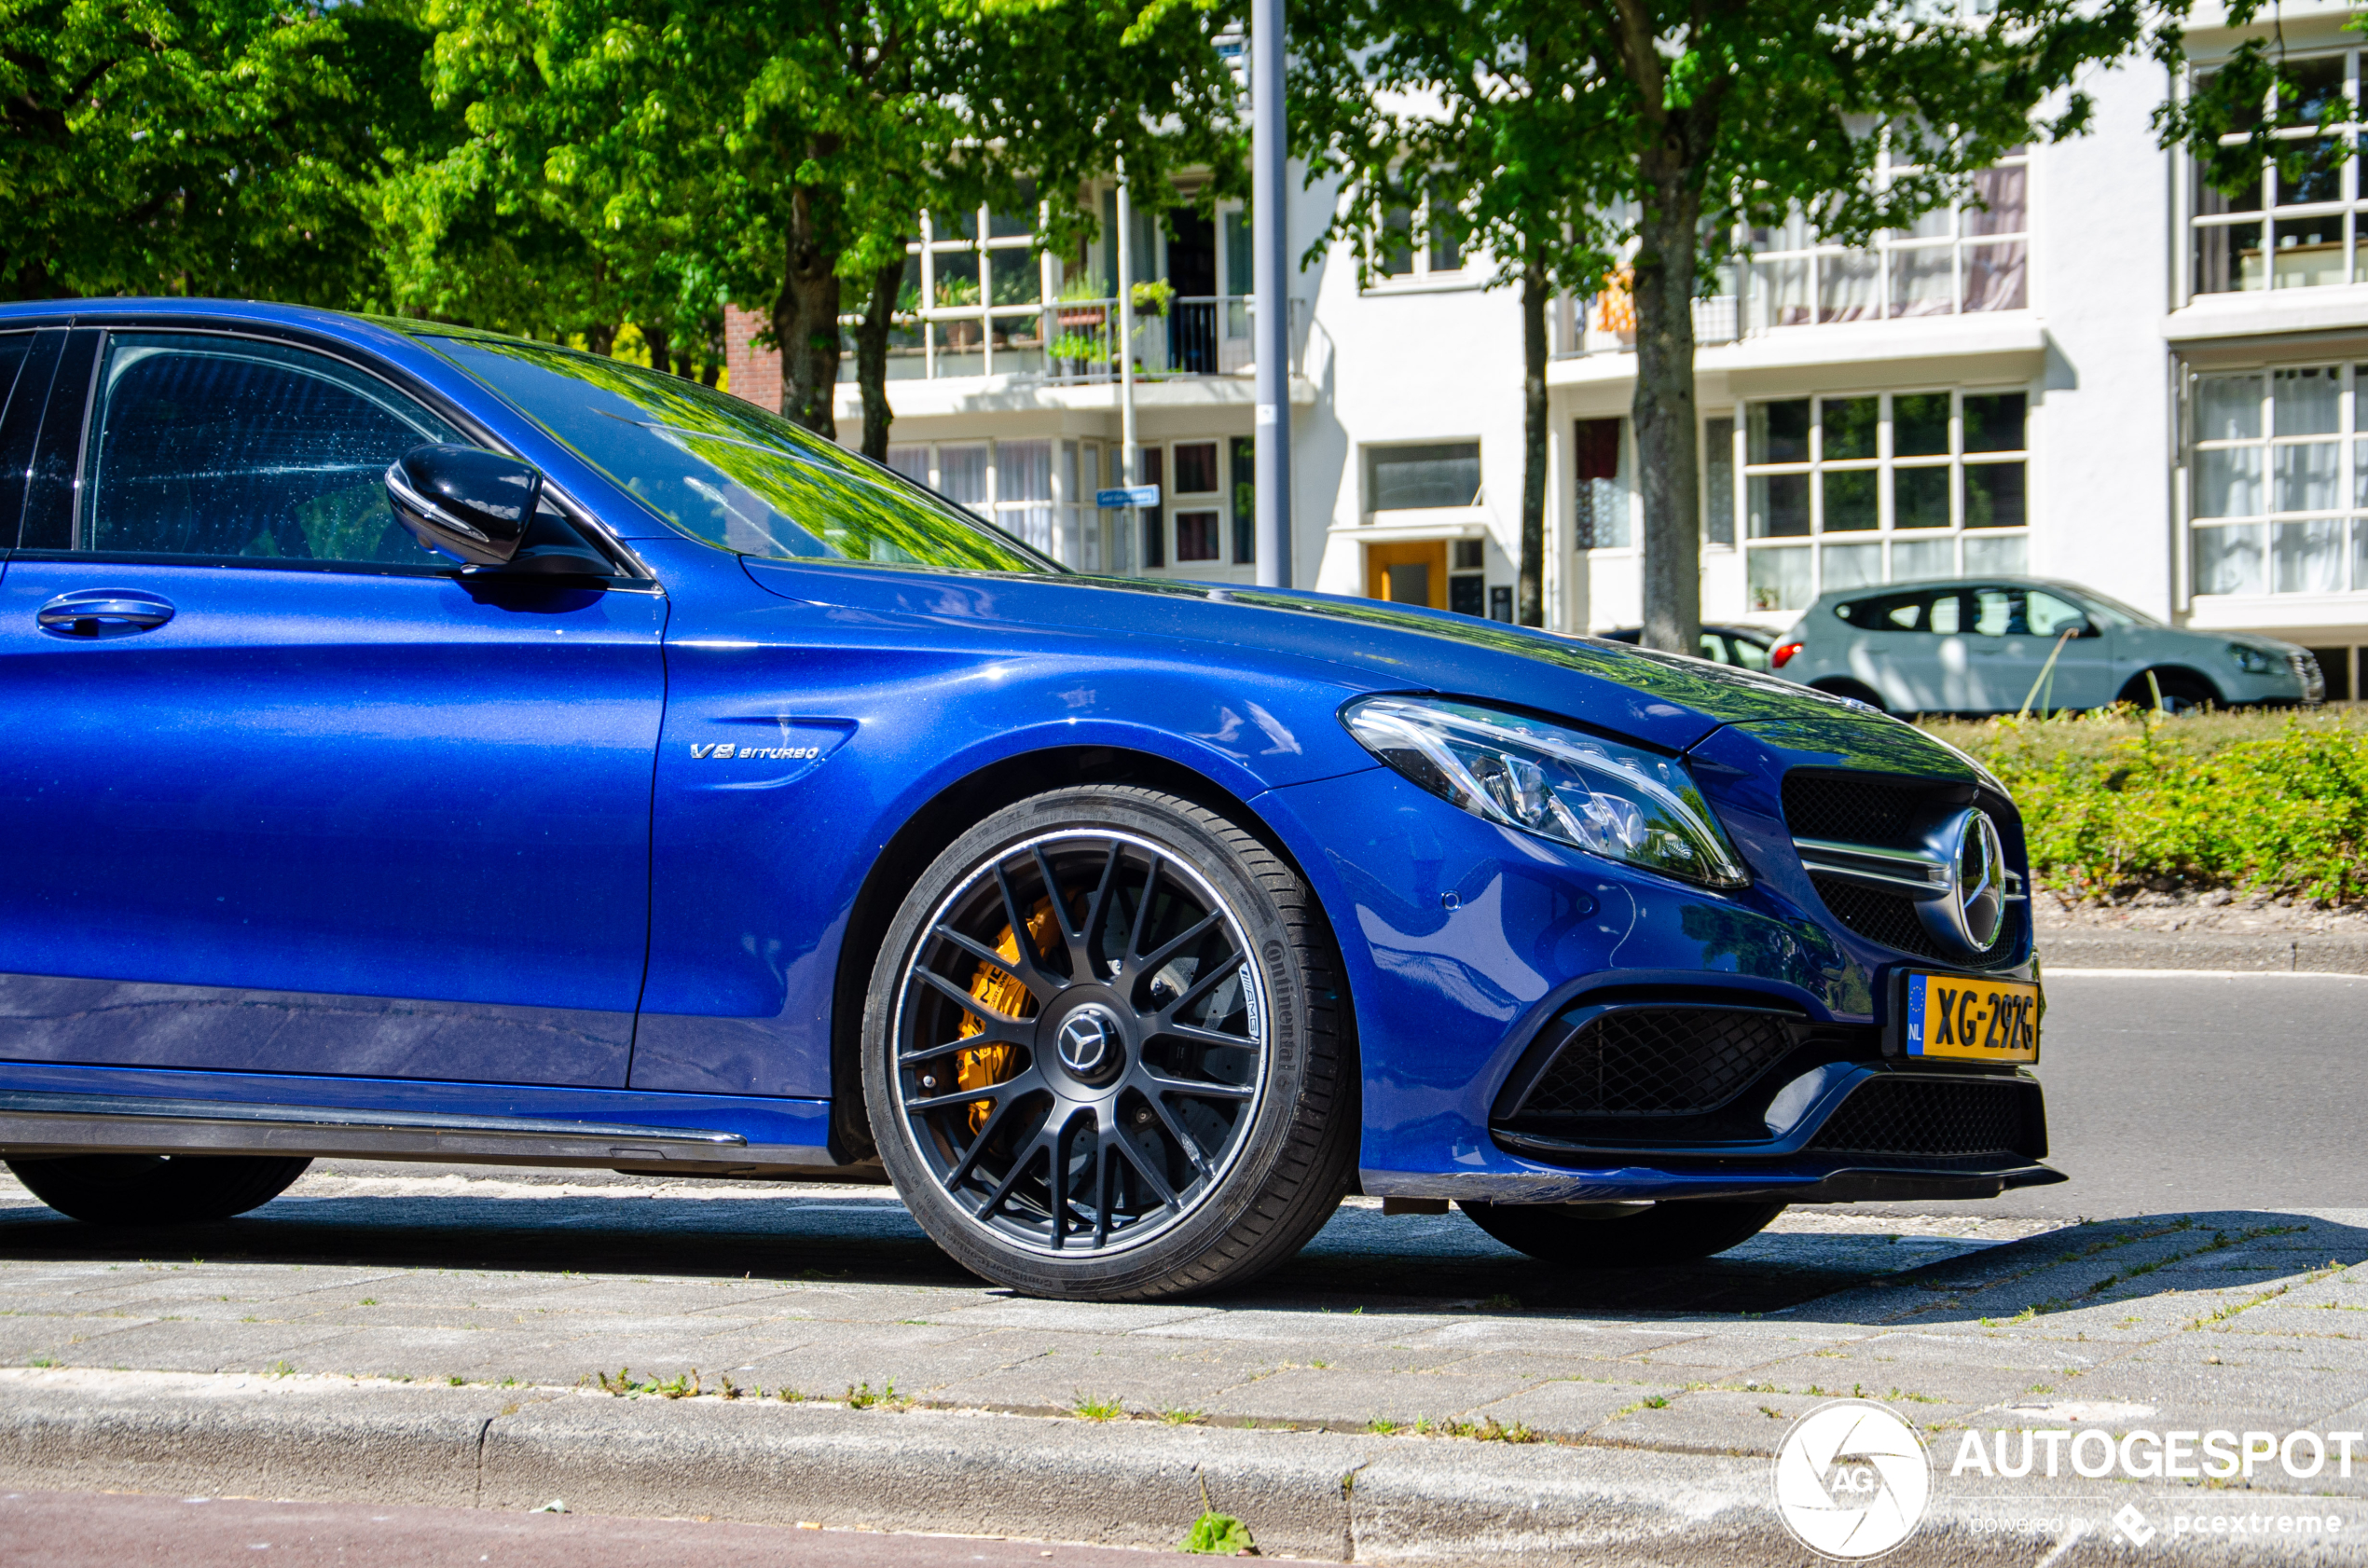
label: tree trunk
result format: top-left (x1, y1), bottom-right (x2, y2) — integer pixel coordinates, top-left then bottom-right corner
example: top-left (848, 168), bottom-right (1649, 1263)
top-left (1630, 162), bottom-right (1702, 657)
top-left (851, 253), bottom-right (906, 461)
top-left (775, 184), bottom-right (844, 436)
top-left (584, 323), bottom-right (617, 357)
top-left (1519, 252), bottom-right (1549, 628)
top-left (641, 323), bottom-right (672, 379)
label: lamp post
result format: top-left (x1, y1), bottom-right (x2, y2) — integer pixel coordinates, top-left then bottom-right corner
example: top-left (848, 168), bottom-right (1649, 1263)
top-left (1251, 0), bottom-right (1290, 588)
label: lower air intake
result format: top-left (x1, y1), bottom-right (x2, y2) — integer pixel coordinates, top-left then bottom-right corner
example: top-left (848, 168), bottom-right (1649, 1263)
top-left (1520, 1008), bottom-right (1797, 1118)
top-left (1807, 1076), bottom-right (2032, 1158)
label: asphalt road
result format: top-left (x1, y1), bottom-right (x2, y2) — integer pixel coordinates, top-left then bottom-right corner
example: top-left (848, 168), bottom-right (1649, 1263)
top-left (1932, 970), bottom-right (2368, 1219)
top-left (0, 1491), bottom-right (1167, 1568)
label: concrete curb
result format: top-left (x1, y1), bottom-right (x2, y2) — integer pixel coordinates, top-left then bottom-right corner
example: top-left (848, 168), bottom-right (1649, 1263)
top-left (2041, 930), bottom-right (2368, 973)
top-left (2, 1371), bottom-right (2359, 1565)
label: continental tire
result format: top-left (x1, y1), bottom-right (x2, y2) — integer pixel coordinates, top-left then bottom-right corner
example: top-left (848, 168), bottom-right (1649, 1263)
top-left (864, 785), bottom-right (1354, 1300)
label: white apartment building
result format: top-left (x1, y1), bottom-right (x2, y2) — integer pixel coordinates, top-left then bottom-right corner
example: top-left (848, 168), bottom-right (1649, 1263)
top-left (725, 1), bottom-right (2367, 700)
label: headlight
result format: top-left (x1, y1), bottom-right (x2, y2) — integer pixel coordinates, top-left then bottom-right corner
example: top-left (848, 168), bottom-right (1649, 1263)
top-left (1342, 695), bottom-right (1749, 887)
top-left (2226, 642), bottom-right (2279, 676)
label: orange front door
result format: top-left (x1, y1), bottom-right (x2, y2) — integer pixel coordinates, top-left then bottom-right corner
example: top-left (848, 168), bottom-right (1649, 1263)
top-left (1364, 541), bottom-right (1448, 610)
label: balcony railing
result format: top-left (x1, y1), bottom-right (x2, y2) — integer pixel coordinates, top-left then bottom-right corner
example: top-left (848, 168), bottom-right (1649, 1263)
top-left (842, 295), bottom-right (1305, 385)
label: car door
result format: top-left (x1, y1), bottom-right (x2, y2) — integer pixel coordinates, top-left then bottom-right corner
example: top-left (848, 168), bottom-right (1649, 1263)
top-left (1833, 588), bottom-right (1953, 711)
top-left (1963, 585), bottom-right (2114, 712)
top-left (0, 327), bottom-right (666, 1088)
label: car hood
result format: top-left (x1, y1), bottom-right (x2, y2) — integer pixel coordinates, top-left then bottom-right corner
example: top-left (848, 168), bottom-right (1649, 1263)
top-left (747, 561), bottom-right (1908, 754)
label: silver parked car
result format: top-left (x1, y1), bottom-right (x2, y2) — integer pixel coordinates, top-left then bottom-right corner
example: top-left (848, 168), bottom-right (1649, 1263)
top-left (1768, 575), bottom-right (2323, 715)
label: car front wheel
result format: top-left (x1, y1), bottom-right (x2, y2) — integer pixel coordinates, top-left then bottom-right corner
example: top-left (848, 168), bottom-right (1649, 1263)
top-left (863, 786), bottom-right (1356, 1300)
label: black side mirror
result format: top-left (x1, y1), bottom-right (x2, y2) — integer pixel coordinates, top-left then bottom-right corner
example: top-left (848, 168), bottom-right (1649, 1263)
top-left (385, 444), bottom-right (543, 566)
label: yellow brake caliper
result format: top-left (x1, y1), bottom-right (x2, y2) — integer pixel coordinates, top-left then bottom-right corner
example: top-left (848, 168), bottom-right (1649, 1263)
top-left (957, 900), bottom-right (1061, 1134)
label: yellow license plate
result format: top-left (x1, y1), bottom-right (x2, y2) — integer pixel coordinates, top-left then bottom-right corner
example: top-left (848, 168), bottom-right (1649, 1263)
top-left (1906, 972), bottom-right (2040, 1063)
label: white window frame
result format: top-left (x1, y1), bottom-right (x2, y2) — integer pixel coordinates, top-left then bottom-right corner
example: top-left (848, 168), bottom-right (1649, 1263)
top-left (2184, 48), bottom-right (2361, 301)
top-left (2187, 361), bottom-right (2368, 598)
top-left (1738, 387), bottom-right (2033, 613)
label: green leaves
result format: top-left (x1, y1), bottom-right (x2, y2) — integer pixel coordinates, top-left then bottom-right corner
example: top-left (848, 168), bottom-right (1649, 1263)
top-left (0, 0), bottom-right (391, 301)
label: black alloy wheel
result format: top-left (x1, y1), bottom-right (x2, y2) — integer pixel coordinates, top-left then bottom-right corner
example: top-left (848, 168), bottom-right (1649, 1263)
top-left (865, 787), bottom-right (1354, 1300)
top-left (1459, 1199), bottom-right (1787, 1267)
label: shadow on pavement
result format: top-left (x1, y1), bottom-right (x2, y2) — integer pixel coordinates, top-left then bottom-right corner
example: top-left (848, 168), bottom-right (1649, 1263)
top-left (0, 1185), bottom-right (2072, 1317)
top-left (1789, 1208), bottom-right (2368, 1328)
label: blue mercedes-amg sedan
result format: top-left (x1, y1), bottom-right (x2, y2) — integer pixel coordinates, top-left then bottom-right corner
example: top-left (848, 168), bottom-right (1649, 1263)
top-left (0, 301), bottom-right (2058, 1299)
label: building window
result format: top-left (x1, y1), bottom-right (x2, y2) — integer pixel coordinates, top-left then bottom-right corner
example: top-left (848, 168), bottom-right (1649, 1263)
top-left (2191, 52), bottom-right (2358, 295)
top-left (1741, 390), bottom-right (2029, 612)
top-left (2190, 364), bottom-right (2368, 596)
top-left (1176, 510), bottom-right (1220, 561)
top-left (1744, 146), bottom-right (2029, 329)
top-left (1574, 419), bottom-right (1629, 549)
top-left (907, 186), bottom-right (1048, 380)
top-left (1373, 194), bottom-right (1465, 285)
top-left (1704, 417), bottom-right (1736, 546)
top-left (1366, 441), bottom-right (1481, 513)
top-left (1230, 435), bottom-right (1256, 564)
top-left (1449, 538), bottom-right (1485, 616)
top-left (1141, 447), bottom-right (1165, 569)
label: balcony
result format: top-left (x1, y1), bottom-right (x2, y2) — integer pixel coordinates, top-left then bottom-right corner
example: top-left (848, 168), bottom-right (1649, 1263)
top-left (841, 295), bottom-right (1305, 385)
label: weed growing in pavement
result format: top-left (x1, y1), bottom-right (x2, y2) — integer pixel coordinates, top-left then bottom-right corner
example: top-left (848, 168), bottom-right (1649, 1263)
top-left (268, 1360), bottom-right (296, 1378)
top-left (448, 1376), bottom-right (466, 1386)
top-left (1180, 1511), bottom-right (1255, 1556)
top-left (845, 1381), bottom-right (902, 1410)
top-left (27, 1355), bottom-right (53, 1369)
top-left (718, 1374), bottom-right (741, 1400)
top-left (358, 1299), bottom-right (377, 1307)
top-left (1759, 1406), bottom-right (1785, 1421)
top-left (1073, 1395), bottom-right (1124, 1422)
top-left (1158, 1408), bottom-right (1205, 1426)
top-left (1642, 1396), bottom-right (1670, 1409)
top-left (775, 1386), bottom-right (806, 1403)
top-left (591, 1366), bottom-right (701, 1398)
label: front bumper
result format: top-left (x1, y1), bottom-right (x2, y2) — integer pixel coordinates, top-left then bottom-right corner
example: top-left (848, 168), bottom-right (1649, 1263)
top-left (1257, 713), bottom-right (2057, 1207)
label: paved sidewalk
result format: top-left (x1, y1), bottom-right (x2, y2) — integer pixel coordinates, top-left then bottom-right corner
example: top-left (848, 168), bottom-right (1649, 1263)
top-left (4, 1168), bottom-right (2366, 1561)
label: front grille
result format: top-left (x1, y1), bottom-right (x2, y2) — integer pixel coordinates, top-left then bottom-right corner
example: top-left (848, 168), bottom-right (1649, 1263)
top-left (1810, 873), bottom-right (2023, 968)
top-left (1783, 772), bottom-right (1963, 850)
top-left (1521, 1008), bottom-right (1798, 1117)
top-left (1808, 1077), bottom-right (2029, 1157)
top-left (2294, 651), bottom-right (2327, 705)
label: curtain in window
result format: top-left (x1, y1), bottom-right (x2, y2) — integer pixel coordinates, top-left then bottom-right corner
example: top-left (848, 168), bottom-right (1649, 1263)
top-left (996, 438), bottom-right (1053, 552)
top-left (938, 444), bottom-right (990, 514)
top-left (1964, 242), bottom-right (2028, 312)
top-left (1574, 418), bottom-right (1628, 548)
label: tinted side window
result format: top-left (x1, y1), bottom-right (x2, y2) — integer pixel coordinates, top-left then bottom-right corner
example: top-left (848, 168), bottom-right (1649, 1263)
top-left (0, 335), bottom-right (32, 420)
top-left (79, 334), bottom-right (463, 565)
top-left (1835, 590), bottom-right (1939, 631)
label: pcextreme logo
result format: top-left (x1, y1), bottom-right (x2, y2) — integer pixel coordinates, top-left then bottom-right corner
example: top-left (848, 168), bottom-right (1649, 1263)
top-left (1772, 1398), bottom-right (1933, 1559)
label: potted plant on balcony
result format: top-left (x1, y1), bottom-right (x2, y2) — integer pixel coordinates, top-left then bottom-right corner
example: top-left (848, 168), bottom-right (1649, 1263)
top-left (1129, 279), bottom-right (1174, 317)
top-left (937, 276), bottom-right (982, 349)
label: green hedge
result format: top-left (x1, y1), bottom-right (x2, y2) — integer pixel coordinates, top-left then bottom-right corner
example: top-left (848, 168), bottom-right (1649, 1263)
top-left (1917, 708), bottom-right (2368, 906)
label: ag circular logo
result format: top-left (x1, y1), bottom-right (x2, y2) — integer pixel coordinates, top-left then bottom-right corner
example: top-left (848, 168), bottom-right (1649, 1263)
top-left (1054, 1006), bottom-right (1119, 1073)
top-left (1771, 1398), bottom-right (1931, 1559)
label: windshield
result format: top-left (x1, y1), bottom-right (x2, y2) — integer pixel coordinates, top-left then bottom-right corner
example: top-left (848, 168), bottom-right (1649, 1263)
top-left (429, 335), bottom-right (1053, 572)
top-left (2071, 587), bottom-right (2162, 628)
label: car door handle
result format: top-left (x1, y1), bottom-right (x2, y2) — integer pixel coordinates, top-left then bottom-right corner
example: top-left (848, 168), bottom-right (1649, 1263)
top-left (36, 589), bottom-right (177, 638)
